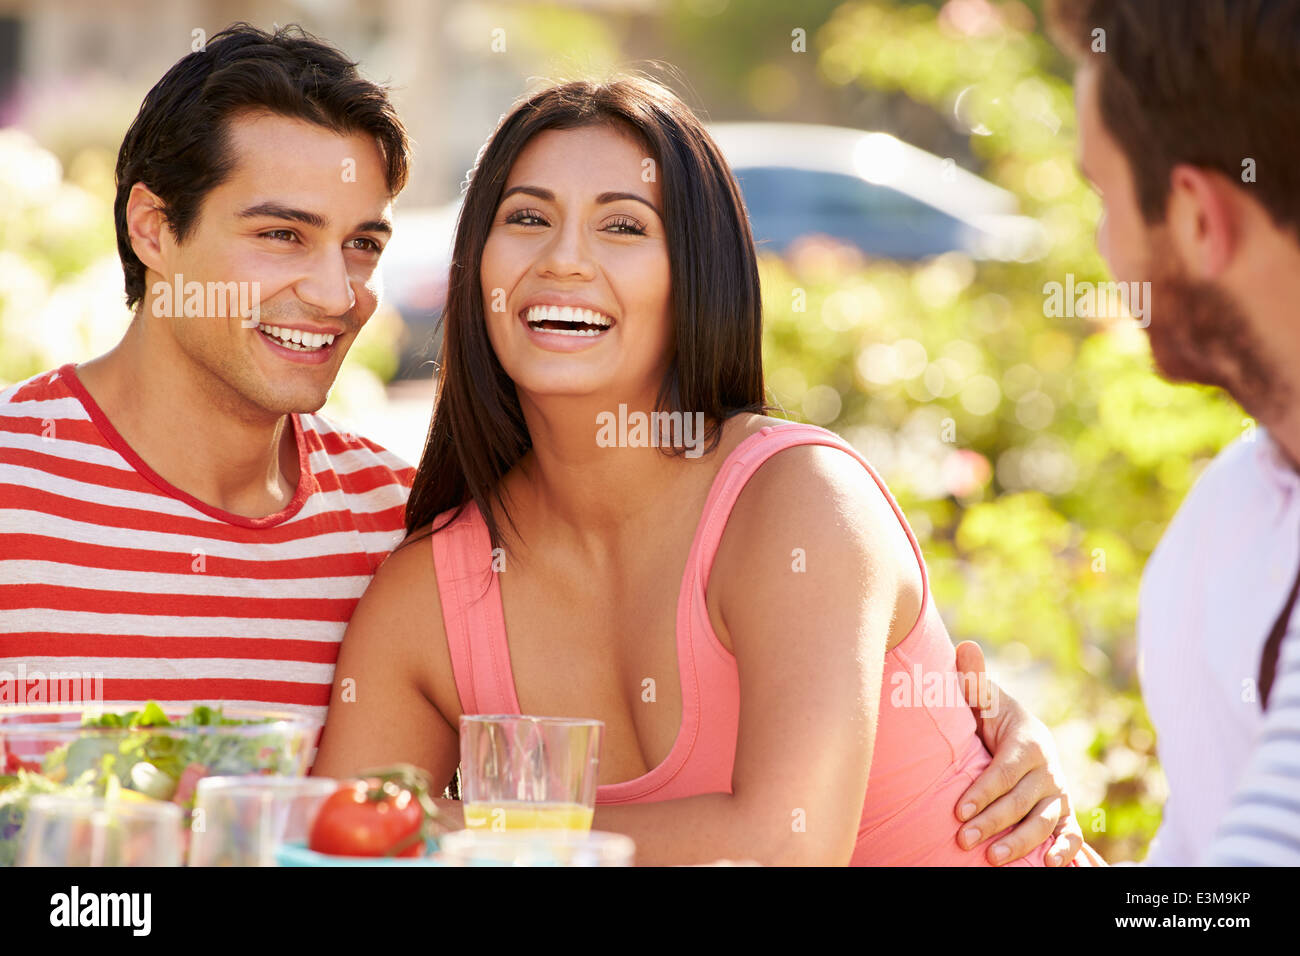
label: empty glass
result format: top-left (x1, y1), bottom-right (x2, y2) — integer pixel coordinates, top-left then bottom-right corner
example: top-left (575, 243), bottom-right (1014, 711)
top-left (19, 795), bottom-right (183, 866)
top-left (459, 715), bottom-right (603, 832)
top-left (188, 775), bottom-right (339, 867)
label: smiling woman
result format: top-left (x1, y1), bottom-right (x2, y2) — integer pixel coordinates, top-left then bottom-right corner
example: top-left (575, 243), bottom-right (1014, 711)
top-left (401, 79), bottom-right (765, 549)
top-left (311, 75), bottom-right (1098, 867)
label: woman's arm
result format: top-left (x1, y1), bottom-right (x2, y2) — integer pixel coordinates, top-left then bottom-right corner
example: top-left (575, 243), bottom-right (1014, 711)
top-left (593, 444), bottom-right (900, 865)
top-left (311, 536), bottom-right (460, 789)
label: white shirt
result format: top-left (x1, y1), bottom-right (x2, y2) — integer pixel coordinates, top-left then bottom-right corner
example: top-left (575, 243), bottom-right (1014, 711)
top-left (1138, 426), bottom-right (1300, 865)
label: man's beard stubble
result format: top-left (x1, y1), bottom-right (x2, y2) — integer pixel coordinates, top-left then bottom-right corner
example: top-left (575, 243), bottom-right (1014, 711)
top-left (188, 300), bottom-right (352, 421)
top-left (1145, 235), bottom-right (1289, 422)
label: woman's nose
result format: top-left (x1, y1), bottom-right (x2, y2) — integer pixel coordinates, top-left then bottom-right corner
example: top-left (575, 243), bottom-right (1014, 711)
top-left (538, 221), bottom-right (597, 281)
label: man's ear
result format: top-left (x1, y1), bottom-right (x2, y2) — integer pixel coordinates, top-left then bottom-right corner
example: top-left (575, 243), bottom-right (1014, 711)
top-left (1166, 164), bottom-right (1238, 279)
top-left (125, 182), bottom-right (170, 277)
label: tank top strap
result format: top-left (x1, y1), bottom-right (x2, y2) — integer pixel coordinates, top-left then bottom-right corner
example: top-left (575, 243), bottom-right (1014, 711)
top-left (690, 422), bottom-right (931, 600)
top-left (429, 503), bottom-right (522, 716)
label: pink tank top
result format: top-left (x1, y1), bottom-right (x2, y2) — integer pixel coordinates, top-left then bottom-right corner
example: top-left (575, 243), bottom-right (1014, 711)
top-left (431, 422), bottom-right (1069, 865)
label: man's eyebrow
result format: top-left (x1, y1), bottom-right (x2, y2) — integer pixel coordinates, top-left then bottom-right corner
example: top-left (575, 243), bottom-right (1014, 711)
top-left (357, 218), bottom-right (393, 236)
top-left (238, 202), bottom-right (328, 230)
top-left (501, 184), bottom-right (662, 217)
top-left (238, 202), bottom-right (392, 236)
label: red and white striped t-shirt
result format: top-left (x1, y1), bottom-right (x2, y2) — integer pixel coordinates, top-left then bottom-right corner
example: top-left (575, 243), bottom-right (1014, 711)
top-left (0, 364), bottom-right (415, 729)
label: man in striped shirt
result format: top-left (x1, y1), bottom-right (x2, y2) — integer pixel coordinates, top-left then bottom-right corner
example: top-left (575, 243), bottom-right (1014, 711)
top-left (0, 23), bottom-right (413, 732)
top-left (1051, 0), bottom-right (1300, 865)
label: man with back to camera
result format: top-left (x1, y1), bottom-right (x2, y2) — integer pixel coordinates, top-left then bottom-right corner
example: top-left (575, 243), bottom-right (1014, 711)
top-left (1047, 0), bottom-right (1300, 864)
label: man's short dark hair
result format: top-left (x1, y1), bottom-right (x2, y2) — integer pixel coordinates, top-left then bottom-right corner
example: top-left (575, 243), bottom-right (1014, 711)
top-left (1048, 0), bottom-right (1300, 239)
top-left (113, 21), bottom-right (410, 310)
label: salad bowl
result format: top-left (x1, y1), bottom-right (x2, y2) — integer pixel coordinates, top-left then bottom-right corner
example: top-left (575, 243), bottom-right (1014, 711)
top-left (0, 701), bottom-right (318, 866)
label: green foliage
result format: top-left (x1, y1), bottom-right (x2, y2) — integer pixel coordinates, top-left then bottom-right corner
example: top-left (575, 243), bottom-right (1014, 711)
top-left (0, 131), bottom-right (120, 384)
top-left (752, 0), bottom-right (1248, 860)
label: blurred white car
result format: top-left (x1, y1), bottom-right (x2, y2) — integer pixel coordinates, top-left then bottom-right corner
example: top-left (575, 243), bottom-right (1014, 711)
top-left (707, 122), bottom-right (1044, 262)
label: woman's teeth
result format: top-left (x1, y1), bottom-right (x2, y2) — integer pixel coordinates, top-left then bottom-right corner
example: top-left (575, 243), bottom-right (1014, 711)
top-left (257, 324), bottom-right (336, 351)
top-left (524, 305), bottom-right (613, 336)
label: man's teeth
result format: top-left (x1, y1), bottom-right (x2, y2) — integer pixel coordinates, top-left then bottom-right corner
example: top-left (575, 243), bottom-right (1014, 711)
top-left (257, 324), bottom-right (337, 351)
top-left (524, 305), bottom-right (614, 335)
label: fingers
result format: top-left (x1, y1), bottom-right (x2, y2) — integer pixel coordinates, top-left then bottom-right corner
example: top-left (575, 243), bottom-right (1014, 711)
top-left (950, 645), bottom-right (1084, 867)
top-left (980, 673), bottom-right (1024, 728)
top-left (958, 765), bottom-right (1056, 861)
top-left (955, 733), bottom-right (1043, 823)
top-left (1044, 786), bottom-right (1083, 866)
top-left (953, 640), bottom-right (1011, 719)
top-left (954, 640), bottom-right (987, 707)
top-left (976, 792), bottom-right (1062, 865)
top-left (1046, 817), bottom-right (1084, 867)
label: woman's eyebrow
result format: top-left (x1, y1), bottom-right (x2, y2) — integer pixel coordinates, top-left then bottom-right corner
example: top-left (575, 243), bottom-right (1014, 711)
top-left (501, 185), bottom-right (554, 203)
top-left (501, 184), bottom-right (661, 217)
top-left (596, 191), bottom-right (661, 217)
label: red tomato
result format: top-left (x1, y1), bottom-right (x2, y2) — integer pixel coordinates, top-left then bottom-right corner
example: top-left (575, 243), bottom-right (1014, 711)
top-left (308, 778), bottom-right (426, 857)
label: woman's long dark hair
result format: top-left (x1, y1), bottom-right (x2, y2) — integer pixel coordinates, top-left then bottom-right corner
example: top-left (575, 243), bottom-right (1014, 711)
top-left (403, 75), bottom-right (766, 550)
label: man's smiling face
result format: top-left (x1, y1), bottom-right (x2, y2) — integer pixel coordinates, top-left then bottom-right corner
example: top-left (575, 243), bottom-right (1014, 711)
top-left (141, 111), bottom-right (394, 418)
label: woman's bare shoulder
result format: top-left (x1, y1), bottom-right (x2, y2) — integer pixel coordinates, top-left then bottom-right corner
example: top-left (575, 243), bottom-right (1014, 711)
top-left (349, 524), bottom-right (466, 725)
top-left (349, 529), bottom-right (444, 645)
top-left (711, 412), bottom-right (794, 457)
top-left (725, 410), bottom-right (792, 435)
top-left (709, 425), bottom-right (923, 649)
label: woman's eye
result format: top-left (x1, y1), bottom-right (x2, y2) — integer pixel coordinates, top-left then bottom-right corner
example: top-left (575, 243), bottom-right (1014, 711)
top-left (505, 208), bottom-right (549, 227)
top-left (605, 216), bottom-right (646, 236)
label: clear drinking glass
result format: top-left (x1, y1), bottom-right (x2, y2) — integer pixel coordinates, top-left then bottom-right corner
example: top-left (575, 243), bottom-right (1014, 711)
top-left (459, 715), bottom-right (603, 832)
top-left (437, 829), bottom-right (634, 866)
top-left (187, 775), bottom-right (339, 867)
top-left (18, 795), bottom-right (184, 866)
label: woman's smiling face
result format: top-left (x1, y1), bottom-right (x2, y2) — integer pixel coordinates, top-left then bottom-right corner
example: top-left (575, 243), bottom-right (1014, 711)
top-left (479, 123), bottom-right (673, 405)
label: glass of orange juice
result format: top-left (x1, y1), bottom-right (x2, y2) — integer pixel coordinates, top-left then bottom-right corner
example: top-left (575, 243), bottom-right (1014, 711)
top-left (459, 715), bottom-right (603, 832)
